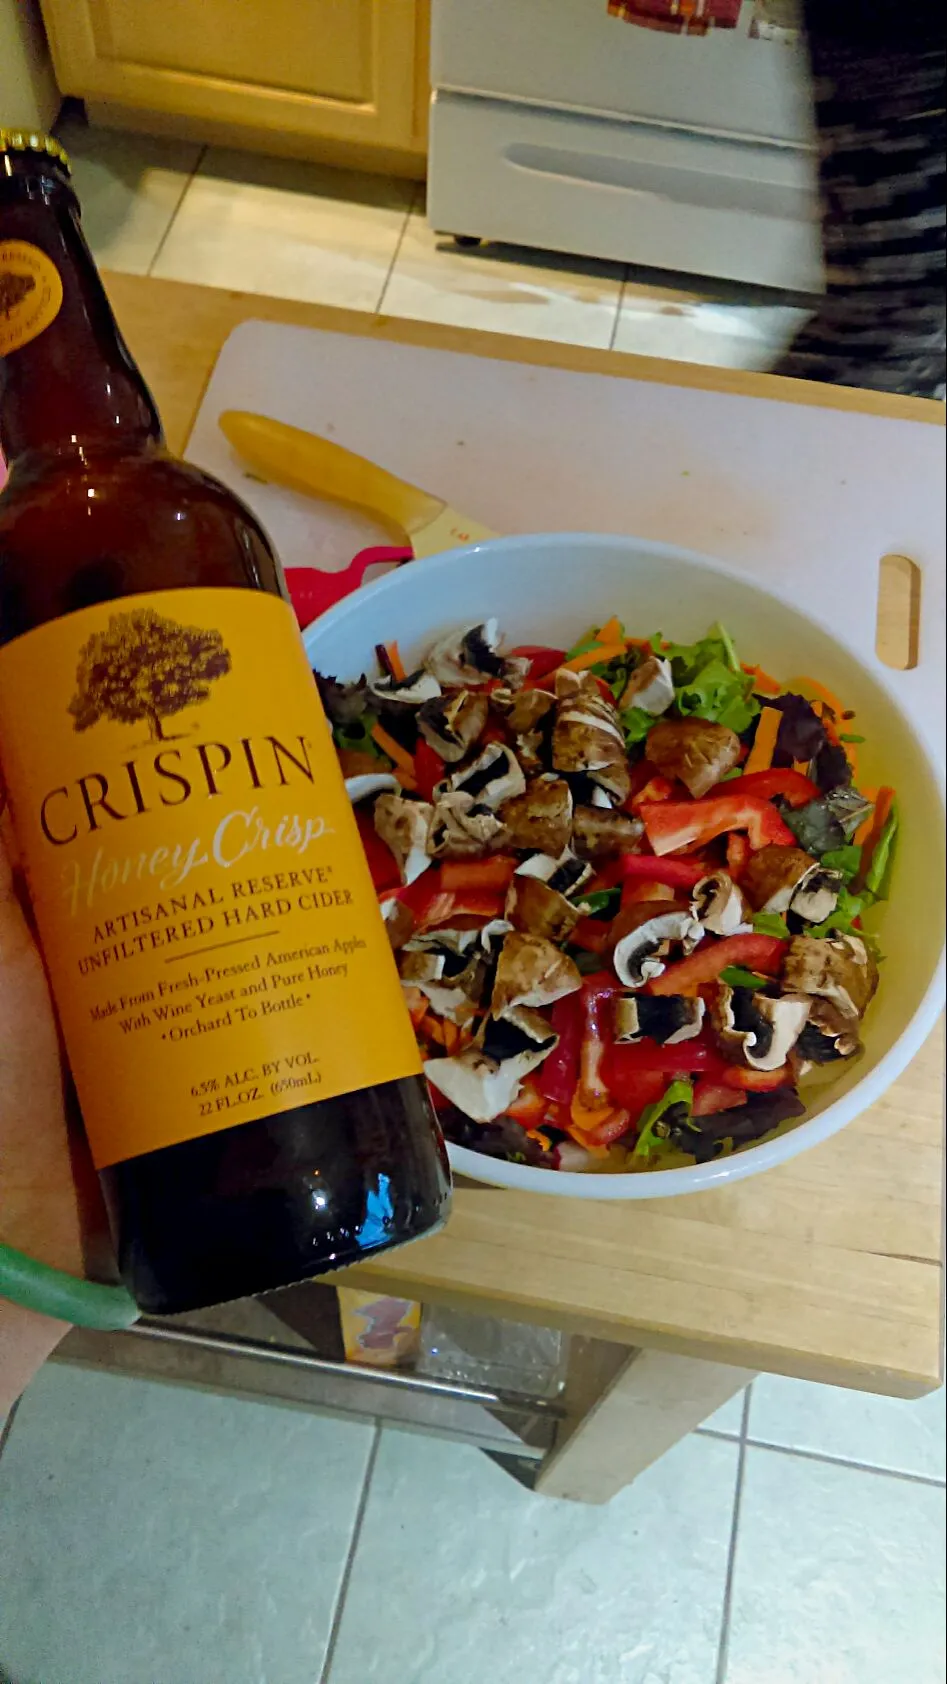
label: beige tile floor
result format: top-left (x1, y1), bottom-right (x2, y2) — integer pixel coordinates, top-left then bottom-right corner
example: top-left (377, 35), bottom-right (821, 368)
top-left (0, 118), bottom-right (942, 1684)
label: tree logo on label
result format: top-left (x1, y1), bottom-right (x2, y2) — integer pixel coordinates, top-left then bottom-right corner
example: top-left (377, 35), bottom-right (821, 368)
top-left (69, 607), bottom-right (232, 742)
top-left (0, 272), bottom-right (36, 316)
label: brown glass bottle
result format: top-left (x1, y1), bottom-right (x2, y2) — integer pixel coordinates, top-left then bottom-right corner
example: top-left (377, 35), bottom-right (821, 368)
top-left (0, 135), bottom-right (450, 1314)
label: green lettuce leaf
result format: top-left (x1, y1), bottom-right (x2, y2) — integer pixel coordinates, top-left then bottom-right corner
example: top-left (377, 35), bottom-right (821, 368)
top-left (661, 626), bottom-right (760, 734)
top-left (821, 844), bottom-right (862, 885)
top-left (333, 710), bottom-right (383, 758)
top-left (720, 965), bottom-right (769, 989)
top-left (620, 705), bottom-right (654, 748)
top-left (752, 912), bottom-right (791, 940)
top-left (808, 886), bottom-right (866, 938)
top-left (581, 888), bottom-right (622, 918)
top-left (631, 1078), bottom-right (694, 1164)
top-left (863, 805), bottom-right (899, 900)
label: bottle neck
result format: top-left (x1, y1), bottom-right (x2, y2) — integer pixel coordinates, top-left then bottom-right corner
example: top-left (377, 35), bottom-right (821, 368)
top-left (0, 159), bottom-right (163, 467)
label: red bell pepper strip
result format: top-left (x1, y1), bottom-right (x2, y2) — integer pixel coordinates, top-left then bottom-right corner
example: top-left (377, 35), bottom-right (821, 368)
top-left (621, 878), bottom-right (671, 909)
top-left (726, 832), bottom-right (750, 881)
top-left (539, 992), bottom-right (584, 1105)
top-left (439, 856), bottom-right (517, 894)
top-left (580, 1105), bottom-right (634, 1147)
top-left (505, 1076), bottom-right (549, 1122)
top-left (707, 768), bottom-right (819, 808)
top-left (640, 795), bottom-right (795, 856)
top-left (601, 1065), bottom-right (666, 1123)
top-left (603, 1037), bottom-right (723, 1080)
top-left (413, 739), bottom-right (446, 802)
top-left (648, 933), bottom-right (788, 995)
top-left (569, 917), bottom-right (612, 953)
top-left (509, 644), bottom-right (567, 682)
top-left (692, 1079), bottom-right (748, 1116)
top-left (721, 1064), bottom-right (793, 1092)
top-left (620, 854), bottom-right (709, 888)
top-left (577, 972), bottom-right (620, 1108)
top-left (629, 775), bottom-right (675, 814)
top-left (356, 810), bottom-right (401, 893)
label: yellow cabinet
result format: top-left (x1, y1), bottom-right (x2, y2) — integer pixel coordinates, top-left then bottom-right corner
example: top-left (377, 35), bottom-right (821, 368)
top-left (41, 0), bottom-right (429, 173)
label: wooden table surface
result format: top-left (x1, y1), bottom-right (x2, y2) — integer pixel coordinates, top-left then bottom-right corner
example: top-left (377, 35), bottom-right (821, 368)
top-left (104, 270), bottom-right (945, 1401)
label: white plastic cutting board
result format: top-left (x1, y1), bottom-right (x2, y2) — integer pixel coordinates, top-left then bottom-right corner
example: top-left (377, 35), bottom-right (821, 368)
top-left (185, 319), bottom-right (945, 759)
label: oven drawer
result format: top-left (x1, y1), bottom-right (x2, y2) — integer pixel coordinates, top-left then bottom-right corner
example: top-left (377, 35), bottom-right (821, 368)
top-left (428, 92), bottom-right (822, 291)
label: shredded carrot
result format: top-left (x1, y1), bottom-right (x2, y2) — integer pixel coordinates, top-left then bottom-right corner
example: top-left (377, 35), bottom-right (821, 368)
top-left (371, 723), bottom-right (416, 777)
top-left (854, 788), bottom-right (878, 847)
top-left (626, 635), bottom-right (652, 650)
top-left (742, 662), bottom-right (781, 696)
top-left (570, 1091), bottom-right (614, 1131)
top-left (596, 615), bottom-right (623, 646)
top-left (565, 1124), bottom-right (611, 1159)
top-left (441, 1020), bottom-right (461, 1055)
top-left (419, 1013), bottom-right (445, 1046)
top-left (859, 786), bottom-right (894, 873)
top-left (385, 641), bottom-right (407, 682)
top-left (744, 706), bottom-right (782, 774)
top-left (562, 642), bottom-right (626, 673)
top-left (527, 1129), bottom-right (552, 1151)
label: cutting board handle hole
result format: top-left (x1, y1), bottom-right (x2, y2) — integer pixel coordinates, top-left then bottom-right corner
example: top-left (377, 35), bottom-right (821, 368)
top-left (875, 554), bottom-right (920, 671)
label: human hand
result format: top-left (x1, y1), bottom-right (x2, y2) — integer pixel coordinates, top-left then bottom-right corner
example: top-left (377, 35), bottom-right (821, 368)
top-left (0, 814), bottom-right (110, 1277)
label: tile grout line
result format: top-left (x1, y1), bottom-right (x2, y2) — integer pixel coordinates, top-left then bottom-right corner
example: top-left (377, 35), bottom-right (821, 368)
top-left (146, 144), bottom-right (207, 278)
top-left (713, 1386), bottom-right (752, 1684)
top-left (741, 1435), bottom-right (946, 1490)
top-left (375, 183), bottom-right (419, 317)
top-left (607, 266), bottom-right (629, 353)
top-left (317, 1423), bottom-right (382, 1684)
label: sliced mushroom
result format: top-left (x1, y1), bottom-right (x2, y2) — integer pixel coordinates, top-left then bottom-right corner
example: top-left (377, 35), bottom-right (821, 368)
top-left (610, 904), bottom-right (704, 989)
top-left (618, 656), bottom-right (675, 717)
top-left (424, 1007), bottom-right (557, 1123)
top-left (373, 794), bottom-right (433, 886)
top-left (515, 846), bottom-right (594, 898)
top-left (379, 895), bottom-right (415, 953)
top-left (792, 999), bottom-right (863, 1070)
top-left (505, 874), bottom-right (582, 944)
top-left (571, 804), bottom-right (643, 860)
top-left (424, 620), bottom-right (506, 687)
top-left (494, 688), bottom-right (556, 735)
top-left (783, 934), bottom-right (878, 1020)
top-left (613, 994), bottom-right (705, 1044)
top-left (552, 670), bottom-right (631, 803)
top-left (344, 771), bottom-right (399, 805)
top-left (416, 690), bottom-right (489, 763)
top-left (449, 743), bottom-right (526, 809)
top-left (500, 777), bottom-right (573, 856)
top-left (691, 871), bottom-right (750, 937)
top-left (789, 868), bottom-right (843, 925)
top-left (429, 790), bottom-right (508, 859)
top-left (741, 846), bottom-right (844, 925)
top-left (368, 668), bottom-right (441, 708)
top-left (741, 846), bottom-right (816, 913)
top-left (645, 718), bottom-right (742, 799)
top-left (491, 931), bottom-right (581, 1017)
top-left (712, 985), bottom-right (811, 1071)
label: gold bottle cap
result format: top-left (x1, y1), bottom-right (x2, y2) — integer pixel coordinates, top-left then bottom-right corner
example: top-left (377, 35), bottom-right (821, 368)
top-left (0, 130), bottom-right (71, 174)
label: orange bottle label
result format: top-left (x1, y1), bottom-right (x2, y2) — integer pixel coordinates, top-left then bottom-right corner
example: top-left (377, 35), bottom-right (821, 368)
top-left (0, 588), bottom-right (421, 1168)
top-left (0, 241), bottom-right (63, 355)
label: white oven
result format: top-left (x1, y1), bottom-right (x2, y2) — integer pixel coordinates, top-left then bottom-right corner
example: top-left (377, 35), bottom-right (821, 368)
top-left (428, 0), bottom-right (823, 291)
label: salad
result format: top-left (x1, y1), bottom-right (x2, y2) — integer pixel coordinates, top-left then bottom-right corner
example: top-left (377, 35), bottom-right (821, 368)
top-left (315, 618), bottom-right (897, 1175)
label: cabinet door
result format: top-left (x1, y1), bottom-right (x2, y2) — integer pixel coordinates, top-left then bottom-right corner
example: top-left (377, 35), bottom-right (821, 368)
top-left (42, 0), bottom-right (424, 151)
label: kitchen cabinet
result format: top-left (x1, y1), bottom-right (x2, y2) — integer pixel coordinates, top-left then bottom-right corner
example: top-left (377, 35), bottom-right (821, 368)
top-left (39, 0), bottom-right (429, 175)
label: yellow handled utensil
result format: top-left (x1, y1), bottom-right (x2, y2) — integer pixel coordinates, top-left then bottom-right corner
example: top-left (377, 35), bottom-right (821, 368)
top-left (218, 410), bottom-right (496, 560)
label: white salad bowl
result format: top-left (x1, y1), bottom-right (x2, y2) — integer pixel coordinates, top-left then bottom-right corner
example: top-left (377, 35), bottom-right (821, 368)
top-left (303, 534), bottom-right (945, 1200)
